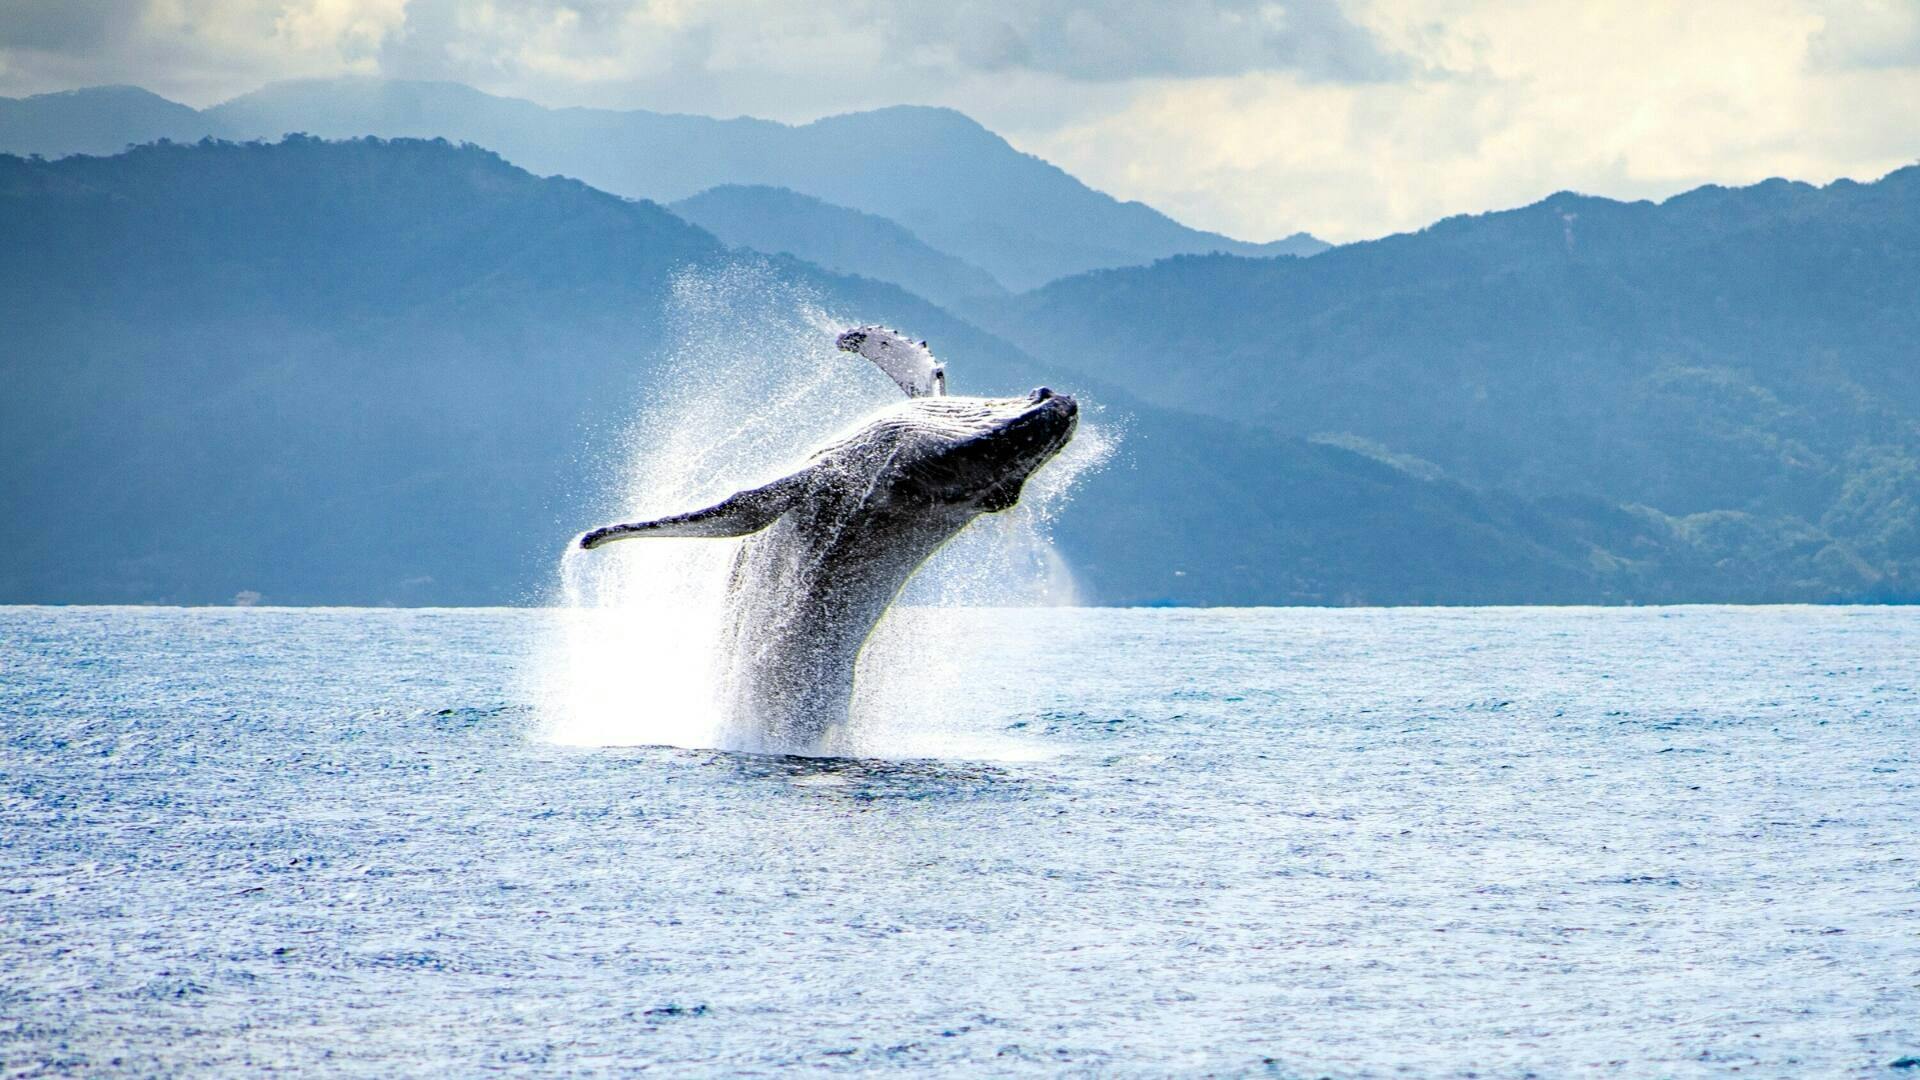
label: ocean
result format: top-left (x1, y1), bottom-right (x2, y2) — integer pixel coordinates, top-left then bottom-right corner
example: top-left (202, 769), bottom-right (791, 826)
top-left (2, 605), bottom-right (1915, 1076)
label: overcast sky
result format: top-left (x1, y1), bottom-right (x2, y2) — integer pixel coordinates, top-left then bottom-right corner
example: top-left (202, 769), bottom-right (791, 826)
top-left (4, 0), bottom-right (1918, 242)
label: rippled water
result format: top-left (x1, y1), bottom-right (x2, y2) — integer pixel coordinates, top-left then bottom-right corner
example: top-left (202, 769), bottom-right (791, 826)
top-left (3, 605), bottom-right (1917, 1077)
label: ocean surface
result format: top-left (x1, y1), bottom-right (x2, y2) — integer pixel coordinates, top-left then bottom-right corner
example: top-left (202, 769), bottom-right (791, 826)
top-left (2, 604), bottom-right (1916, 1077)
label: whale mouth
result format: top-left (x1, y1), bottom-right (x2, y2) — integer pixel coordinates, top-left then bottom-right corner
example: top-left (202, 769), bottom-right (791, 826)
top-left (1025, 389), bottom-right (1077, 430)
top-left (1024, 386), bottom-right (1075, 418)
top-left (969, 394), bottom-right (1075, 512)
top-left (996, 390), bottom-right (1078, 466)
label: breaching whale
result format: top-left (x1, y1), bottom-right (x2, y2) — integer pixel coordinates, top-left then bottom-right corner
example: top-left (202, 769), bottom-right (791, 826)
top-left (576, 327), bottom-right (1078, 752)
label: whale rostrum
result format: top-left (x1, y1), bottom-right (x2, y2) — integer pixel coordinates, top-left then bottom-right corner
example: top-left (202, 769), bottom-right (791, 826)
top-left (577, 332), bottom-right (1078, 752)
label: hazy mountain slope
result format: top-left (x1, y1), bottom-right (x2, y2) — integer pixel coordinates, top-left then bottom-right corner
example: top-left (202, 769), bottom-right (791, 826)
top-left (0, 136), bottom-right (723, 604)
top-left (0, 85), bottom-right (214, 157)
top-left (982, 170), bottom-right (1920, 597)
top-left (0, 78), bottom-right (1330, 290)
top-left (1, 136), bottom-right (1719, 606)
top-left (206, 78), bottom-right (1331, 289)
top-left (671, 185), bottom-right (1006, 309)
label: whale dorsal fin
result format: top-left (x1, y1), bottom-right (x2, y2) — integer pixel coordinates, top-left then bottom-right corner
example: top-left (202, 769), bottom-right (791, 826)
top-left (835, 325), bottom-right (946, 398)
top-left (577, 470), bottom-right (811, 549)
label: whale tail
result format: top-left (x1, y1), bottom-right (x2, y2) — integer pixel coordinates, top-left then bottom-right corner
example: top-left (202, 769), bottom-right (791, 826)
top-left (836, 326), bottom-right (946, 398)
top-left (577, 471), bottom-right (810, 550)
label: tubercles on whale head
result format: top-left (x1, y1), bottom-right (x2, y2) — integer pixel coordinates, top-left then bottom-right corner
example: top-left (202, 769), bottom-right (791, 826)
top-left (857, 390), bottom-right (1078, 512)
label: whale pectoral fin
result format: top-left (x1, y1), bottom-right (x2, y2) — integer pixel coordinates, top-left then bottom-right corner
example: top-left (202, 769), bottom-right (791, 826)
top-left (577, 471), bottom-right (809, 550)
top-left (836, 325), bottom-right (947, 398)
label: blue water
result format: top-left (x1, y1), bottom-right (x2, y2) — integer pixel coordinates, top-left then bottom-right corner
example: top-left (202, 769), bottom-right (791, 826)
top-left (3, 605), bottom-right (1917, 1076)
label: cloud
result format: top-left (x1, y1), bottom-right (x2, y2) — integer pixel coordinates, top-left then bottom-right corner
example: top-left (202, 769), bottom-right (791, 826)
top-left (0, 0), bottom-right (123, 51)
top-left (880, 0), bottom-right (1406, 82)
top-left (0, 0), bottom-right (408, 101)
top-left (1017, 0), bottom-right (1920, 241)
top-left (1, 1), bottom-right (1407, 105)
top-left (378, 0), bottom-right (678, 84)
top-left (373, 0), bottom-right (1408, 85)
top-left (1807, 0), bottom-right (1920, 70)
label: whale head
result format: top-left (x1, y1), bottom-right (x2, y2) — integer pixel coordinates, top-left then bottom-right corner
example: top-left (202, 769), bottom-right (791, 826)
top-left (818, 387), bottom-right (1078, 512)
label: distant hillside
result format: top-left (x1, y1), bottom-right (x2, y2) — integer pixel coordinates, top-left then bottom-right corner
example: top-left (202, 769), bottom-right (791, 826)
top-left (0, 136), bottom-right (715, 604)
top-left (980, 170), bottom-right (1920, 600)
top-left (0, 86), bottom-right (213, 157)
top-left (0, 78), bottom-right (1331, 291)
top-left (671, 185), bottom-right (1006, 310)
top-left (2, 136), bottom-right (1784, 606)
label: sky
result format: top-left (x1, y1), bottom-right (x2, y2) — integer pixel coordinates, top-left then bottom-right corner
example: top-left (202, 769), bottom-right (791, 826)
top-left (3, 0), bottom-right (1919, 242)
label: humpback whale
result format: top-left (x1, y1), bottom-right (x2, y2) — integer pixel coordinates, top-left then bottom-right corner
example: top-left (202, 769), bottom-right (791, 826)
top-left (577, 328), bottom-right (1078, 752)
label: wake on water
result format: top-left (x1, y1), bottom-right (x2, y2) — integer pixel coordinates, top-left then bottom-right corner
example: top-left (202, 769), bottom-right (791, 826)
top-left (533, 266), bottom-right (1113, 758)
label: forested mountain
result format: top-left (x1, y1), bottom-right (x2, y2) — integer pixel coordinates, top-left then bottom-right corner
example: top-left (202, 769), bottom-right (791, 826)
top-left (1, 136), bottom-right (712, 604)
top-left (671, 185), bottom-right (1006, 310)
top-left (0, 79), bottom-right (1330, 292)
top-left (5, 135), bottom-right (1643, 607)
top-left (979, 171), bottom-right (1920, 600)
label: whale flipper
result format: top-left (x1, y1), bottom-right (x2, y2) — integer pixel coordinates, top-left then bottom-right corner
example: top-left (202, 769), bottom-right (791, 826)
top-left (578, 471), bottom-right (811, 549)
top-left (836, 326), bottom-right (946, 398)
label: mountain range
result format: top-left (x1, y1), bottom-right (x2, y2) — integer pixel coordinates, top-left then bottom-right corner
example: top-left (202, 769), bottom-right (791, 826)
top-left (2, 134), bottom-right (1772, 607)
top-left (0, 80), bottom-right (1329, 292)
top-left (3, 80), bottom-right (1917, 606)
top-left (975, 169), bottom-right (1920, 599)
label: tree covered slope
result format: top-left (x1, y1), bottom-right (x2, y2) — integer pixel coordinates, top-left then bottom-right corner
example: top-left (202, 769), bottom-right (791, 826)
top-left (980, 171), bottom-right (1920, 600)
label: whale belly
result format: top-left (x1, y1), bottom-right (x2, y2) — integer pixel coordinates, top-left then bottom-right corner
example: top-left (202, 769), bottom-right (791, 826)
top-left (713, 507), bottom-right (973, 752)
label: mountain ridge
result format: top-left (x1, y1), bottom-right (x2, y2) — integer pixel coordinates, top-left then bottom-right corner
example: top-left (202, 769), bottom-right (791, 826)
top-left (972, 163), bottom-right (1920, 599)
top-left (2, 135), bottom-right (1789, 606)
top-left (670, 183), bottom-right (1007, 310)
top-left (0, 78), bottom-right (1331, 291)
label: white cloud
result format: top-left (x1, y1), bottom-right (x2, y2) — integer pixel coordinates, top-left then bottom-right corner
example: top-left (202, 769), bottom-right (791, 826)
top-left (1808, 0), bottom-right (1920, 69)
top-left (272, 0), bottom-right (408, 55)
top-left (1016, 0), bottom-right (1920, 240)
top-left (0, 0), bottom-right (409, 99)
top-left (879, 0), bottom-right (1406, 81)
top-left (2, 0), bottom-right (1406, 103)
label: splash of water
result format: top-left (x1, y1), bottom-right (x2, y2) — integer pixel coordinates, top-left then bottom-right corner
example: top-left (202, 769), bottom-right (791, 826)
top-left (534, 264), bottom-right (1112, 758)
